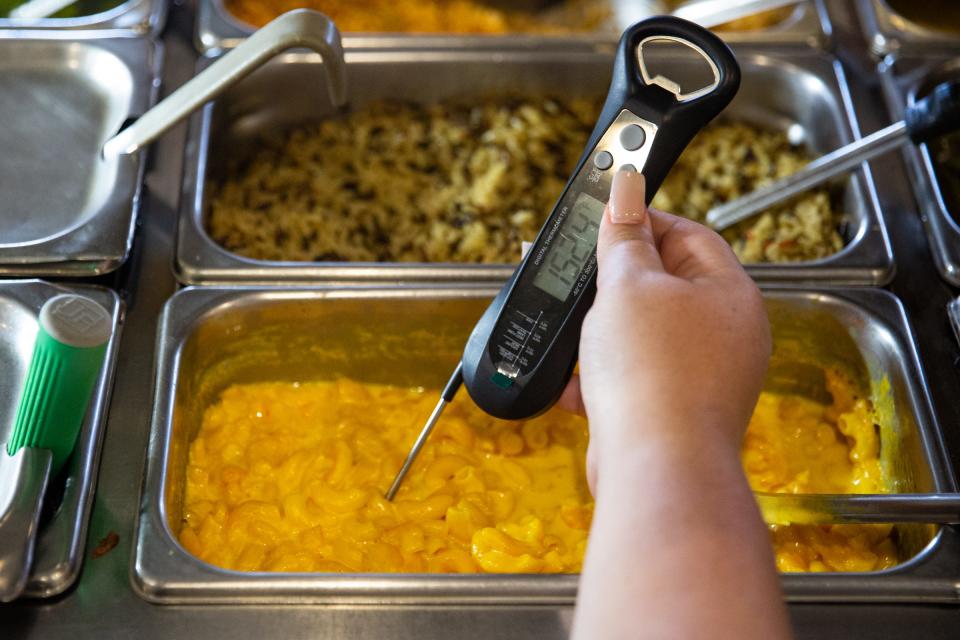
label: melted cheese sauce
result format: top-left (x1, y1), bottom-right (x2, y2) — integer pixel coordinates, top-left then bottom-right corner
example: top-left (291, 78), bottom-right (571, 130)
top-left (179, 379), bottom-right (592, 573)
top-left (179, 371), bottom-right (896, 574)
top-left (744, 371), bottom-right (896, 572)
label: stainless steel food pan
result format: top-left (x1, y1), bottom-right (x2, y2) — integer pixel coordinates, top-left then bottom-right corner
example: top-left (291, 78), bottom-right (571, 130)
top-left (176, 48), bottom-right (893, 285)
top-left (878, 55), bottom-right (960, 286)
top-left (195, 0), bottom-right (829, 53)
top-left (0, 280), bottom-right (123, 598)
top-left (134, 285), bottom-right (956, 604)
top-left (0, 0), bottom-right (166, 34)
top-left (856, 0), bottom-right (960, 58)
top-left (0, 36), bottom-right (159, 277)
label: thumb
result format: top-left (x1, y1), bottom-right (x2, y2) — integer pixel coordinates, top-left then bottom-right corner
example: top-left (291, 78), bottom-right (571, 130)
top-left (596, 167), bottom-right (663, 276)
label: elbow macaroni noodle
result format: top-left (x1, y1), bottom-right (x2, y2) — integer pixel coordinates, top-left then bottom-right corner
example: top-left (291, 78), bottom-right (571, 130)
top-left (179, 370), bottom-right (896, 574)
top-left (744, 370), bottom-right (897, 572)
top-left (180, 379), bottom-right (592, 573)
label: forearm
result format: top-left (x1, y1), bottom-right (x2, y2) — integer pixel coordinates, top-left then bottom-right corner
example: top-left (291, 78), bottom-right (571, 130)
top-left (571, 424), bottom-right (791, 640)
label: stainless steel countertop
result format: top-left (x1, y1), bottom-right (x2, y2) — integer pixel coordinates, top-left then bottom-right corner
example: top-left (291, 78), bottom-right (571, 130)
top-left (3, 1), bottom-right (960, 637)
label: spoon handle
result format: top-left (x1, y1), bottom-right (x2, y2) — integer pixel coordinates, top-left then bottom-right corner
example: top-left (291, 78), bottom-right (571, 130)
top-left (0, 448), bottom-right (52, 602)
top-left (756, 492), bottom-right (960, 525)
top-left (672, 0), bottom-right (802, 29)
top-left (102, 10), bottom-right (346, 158)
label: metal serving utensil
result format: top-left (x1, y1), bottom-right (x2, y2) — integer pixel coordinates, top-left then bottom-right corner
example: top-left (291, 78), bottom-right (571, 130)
top-left (755, 492), bottom-right (960, 525)
top-left (754, 363), bottom-right (960, 526)
top-left (0, 449), bottom-right (52, 602)
top-left (667, 0), bottom-right (800, 28)
top-left (102, 9), bottom-right (347, 158)
top-left (8, 0), bottom-right (77, 19)
top-left (707, 79), bottom-right (960, 231)
top-left (763, 360), bottom-right (832, 405)
top-left (611, 0), bottom-right (801, 30)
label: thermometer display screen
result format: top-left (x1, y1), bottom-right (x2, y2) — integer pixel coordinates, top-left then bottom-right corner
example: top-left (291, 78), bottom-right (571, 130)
top-left (533, 192), bottom-right (605, 301)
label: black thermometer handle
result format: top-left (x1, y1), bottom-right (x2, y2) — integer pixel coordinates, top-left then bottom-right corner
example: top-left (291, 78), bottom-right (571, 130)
top-left (600, 17), bottom-right (741, 195)
top-left (461, 17), bottom-right (740, 420)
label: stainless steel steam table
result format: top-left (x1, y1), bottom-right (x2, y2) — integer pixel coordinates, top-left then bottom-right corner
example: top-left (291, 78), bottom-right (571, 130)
top-left (3, 0), bottom-right (960, 637)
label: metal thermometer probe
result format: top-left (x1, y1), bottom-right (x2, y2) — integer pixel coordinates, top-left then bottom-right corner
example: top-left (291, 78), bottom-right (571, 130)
top-left (386, 16), bottom-right (741, 501)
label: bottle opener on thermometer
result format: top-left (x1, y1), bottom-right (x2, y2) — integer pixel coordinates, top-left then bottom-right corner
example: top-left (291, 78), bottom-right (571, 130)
top-left (386, 16), bottom-right (741, 500)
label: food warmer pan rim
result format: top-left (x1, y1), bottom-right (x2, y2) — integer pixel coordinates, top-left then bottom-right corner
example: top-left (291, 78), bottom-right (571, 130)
top-left (0, 0), bottom-right (167, 35)
top-left (855, 0), bottom-right (960, 59)
top-left (133, 285), bottom-right (958, 605)
top-left (194, 0), bottom-right (830, 54)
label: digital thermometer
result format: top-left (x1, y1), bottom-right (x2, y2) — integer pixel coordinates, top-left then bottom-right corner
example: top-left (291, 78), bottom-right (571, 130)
top-left (386, 16), bottom-right (740, 500)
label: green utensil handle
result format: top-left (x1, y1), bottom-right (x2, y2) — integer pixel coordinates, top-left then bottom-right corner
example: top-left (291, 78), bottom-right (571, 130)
top-left (6, 294), bottom-right (111, 474)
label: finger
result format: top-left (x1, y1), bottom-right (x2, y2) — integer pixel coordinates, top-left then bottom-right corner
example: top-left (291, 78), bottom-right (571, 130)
top-left (647, 207), bottom-right (744, 281)
top-left (556, 373), bottom-right (586, 417)
top-left (585, 441), bottom-right (598, 496)
top-left (595, 167), bottom-right (663, 278)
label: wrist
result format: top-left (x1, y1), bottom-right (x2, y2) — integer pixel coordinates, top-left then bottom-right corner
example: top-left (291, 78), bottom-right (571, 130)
top-left (587, 407), bottom-right (745, 476)
top-left (587, 397), bottom-right (745, 448)
top-left (591, 433), bottom-right (749, 506)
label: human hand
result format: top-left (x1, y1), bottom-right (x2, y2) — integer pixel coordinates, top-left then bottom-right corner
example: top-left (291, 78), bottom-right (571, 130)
top-left (557, 167), bottom-right (771, 492)
top-left (567, 168), bottom-right (789, 640)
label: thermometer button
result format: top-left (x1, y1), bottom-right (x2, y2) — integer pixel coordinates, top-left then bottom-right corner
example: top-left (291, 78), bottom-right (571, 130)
top-left (620, 124), bottom-right (647, 151)
top-left (593, 150), bottom-right (614, 170)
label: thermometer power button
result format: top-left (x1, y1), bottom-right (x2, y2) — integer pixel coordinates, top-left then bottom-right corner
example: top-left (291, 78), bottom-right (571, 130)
top-left (620, 124), bottom-right (646, 151)
top-left (593, 150), bottom-right (614, 170)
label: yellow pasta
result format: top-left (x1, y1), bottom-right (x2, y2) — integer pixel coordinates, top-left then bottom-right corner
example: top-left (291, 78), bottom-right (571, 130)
top-left (744, 370), bottom-right (897, 572)
top-left (179, 370), bottom-right (897, 574)
top-left (179, 379), bottom-right (591, 573)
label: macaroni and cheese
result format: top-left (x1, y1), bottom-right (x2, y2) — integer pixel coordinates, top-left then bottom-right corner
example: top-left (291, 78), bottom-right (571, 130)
top-left (743, 370), bottom-right (896, 572)
top-left (179, 370), bottom-right (896, 574)
top-left (179, 379), bottom-right (591, 573)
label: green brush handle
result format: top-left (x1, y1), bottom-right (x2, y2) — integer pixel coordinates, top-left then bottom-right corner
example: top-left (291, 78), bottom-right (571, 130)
top-left (6, 294), bottom-right (111, 474)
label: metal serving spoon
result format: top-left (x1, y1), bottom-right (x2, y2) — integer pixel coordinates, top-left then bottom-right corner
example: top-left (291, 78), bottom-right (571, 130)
top-left (707, 79), bottom-right (960, 231)
top-left (0, 449), bottom-right (51, 602)
top-left (756, 492), bottom-right (960, 525)
top-left (8, 0), bottom-right (76, 19)
top-left (102, 9), bottom-right (347, 158)
top-left (616, 0), bottom-right (802, 30)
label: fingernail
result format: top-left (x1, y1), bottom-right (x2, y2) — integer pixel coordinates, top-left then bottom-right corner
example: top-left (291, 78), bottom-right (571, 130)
top-left (609, 167), bottom-right (647, 224)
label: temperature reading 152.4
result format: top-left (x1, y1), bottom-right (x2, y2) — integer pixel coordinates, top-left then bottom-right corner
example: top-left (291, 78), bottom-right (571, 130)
top-left (533, 192), bottom-right (606, 301)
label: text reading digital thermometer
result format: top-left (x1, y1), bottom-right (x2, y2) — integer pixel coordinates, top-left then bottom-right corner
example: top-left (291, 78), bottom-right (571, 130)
top-left (386, 16), bottom-right (741, 500)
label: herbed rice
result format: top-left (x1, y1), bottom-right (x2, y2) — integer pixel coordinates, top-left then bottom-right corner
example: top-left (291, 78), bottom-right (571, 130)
top-left (651, 122), bottom-right (846, 263)
top-left (207, 97), bottom-right (601, 263)
top-left (208, 105), bottom-right (847, 265)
